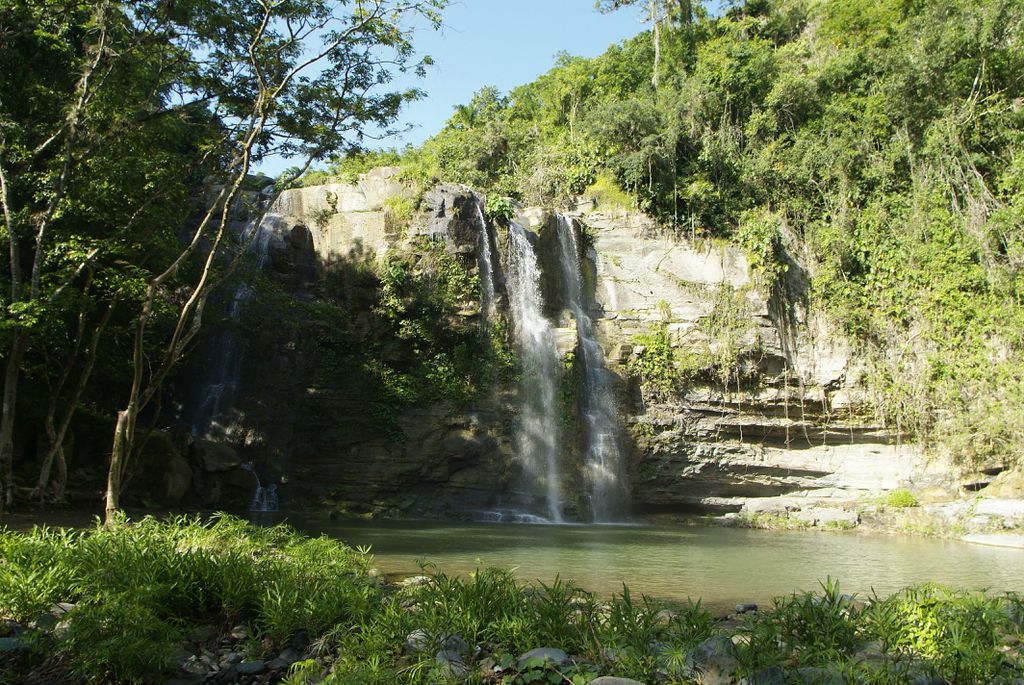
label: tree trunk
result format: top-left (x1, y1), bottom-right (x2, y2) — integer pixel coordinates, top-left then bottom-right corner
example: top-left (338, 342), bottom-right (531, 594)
top-left (0, 333), bottom-right (27, 510)
top-left (652, 12), bottom-right (662, 90)
top-left (651, 14), bottom-right (659, 89)
top-left (105, 406), bottom-right (134, 525)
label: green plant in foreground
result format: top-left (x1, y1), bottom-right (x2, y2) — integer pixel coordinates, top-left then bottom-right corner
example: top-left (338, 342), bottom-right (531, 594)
top-left (2, 518), bottom-right (1023, 684)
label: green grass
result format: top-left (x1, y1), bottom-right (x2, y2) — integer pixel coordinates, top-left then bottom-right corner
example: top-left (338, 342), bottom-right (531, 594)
top-left (1, 517), bottom-right (1021, 684)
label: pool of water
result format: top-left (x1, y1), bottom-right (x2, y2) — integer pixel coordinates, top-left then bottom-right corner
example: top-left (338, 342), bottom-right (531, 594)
top-left (6, 510), bottom-right (1021, 612)
top-left (278, 515), bottom-right (1024, 611)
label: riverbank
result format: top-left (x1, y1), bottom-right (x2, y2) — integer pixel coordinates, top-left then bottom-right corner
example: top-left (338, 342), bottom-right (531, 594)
top-left (1, 515), bottom-right (1022, 684)
top-left (701, 485), bottom-right (1024, 547)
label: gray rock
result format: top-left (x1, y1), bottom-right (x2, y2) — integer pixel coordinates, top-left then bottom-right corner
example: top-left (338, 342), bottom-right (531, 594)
top-left (0, 637), bottom-right (28, 654)
top-left (169, 644), bottom-right (195, 666)
top-left (188, 624), bottom-right (219, 643)
top-left (404, 628), bottom-right (469, 655)
top-left (220, 651), bottom-right (244, 667)
top-left (976, 498), bottom-right (1024, 518)
top-left (435, 649), bottom-right (471, 678)
top-left (265, 657), bottom-right (290, 671)
top-left (195, 440), bottom-right (240, 473)
top-left (50, 602), bottom-right (75, 616)
top-left (738, 667), bottom-right (786, 685)
top-left (789, 667), bottom-right (844, 684)
top-left (735, 603), bottom-right (758, 614)
top-left (400, 575), bottom-right (431, 588)
top-left (180, 657), bottom-right (209, 676)
top-left (236, 660), bottom-right (266, 676)
top-left (588, 678), bottom-right (649, 685)
top-left (32, 612), bottom-right (58, 632)
top-left (401, 626), bottom-right (430, 655)
top-left (517, 647), bottom-right (572, 670)
top-left (685, 636), bottom-right (738, 685)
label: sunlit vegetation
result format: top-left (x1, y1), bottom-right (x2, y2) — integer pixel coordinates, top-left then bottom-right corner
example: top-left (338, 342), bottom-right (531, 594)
top-left (307, 0), bottom-right (1024, 467)
top-left (1, 518), bottom-right (1021, 683)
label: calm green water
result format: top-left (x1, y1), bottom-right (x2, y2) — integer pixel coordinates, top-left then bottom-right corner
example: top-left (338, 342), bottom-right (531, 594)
top-left (279, 515), bottom-right (1024, 611)
top-left (6, 511), bottom-right (1021, 611)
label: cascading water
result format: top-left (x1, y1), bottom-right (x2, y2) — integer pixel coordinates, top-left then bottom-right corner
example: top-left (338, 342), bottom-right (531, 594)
top-left (555, 214), bottom-right (629, 522)
top-left (475, 203), bottom-right (496, 321)
top-left (191, 200), bottom-right (279, 438)
top-left (505, 222), bottom-right (564, 523)
top-left (241, 462), bottom-right (278, 512)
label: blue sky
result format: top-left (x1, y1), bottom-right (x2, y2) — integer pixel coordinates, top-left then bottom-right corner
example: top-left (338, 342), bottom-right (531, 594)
top-left (388, 0), bottom-right (653, 148)
top-left (260, 1), bottom-right (724, 176)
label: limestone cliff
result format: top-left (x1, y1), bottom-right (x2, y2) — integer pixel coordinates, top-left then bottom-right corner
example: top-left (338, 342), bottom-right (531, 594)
top-left (165, 169), bottom-right (992, 525)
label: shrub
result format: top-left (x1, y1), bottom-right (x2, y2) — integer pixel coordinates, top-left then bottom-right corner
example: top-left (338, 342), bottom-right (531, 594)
top-left (885, 489), bottom-right (919, 509)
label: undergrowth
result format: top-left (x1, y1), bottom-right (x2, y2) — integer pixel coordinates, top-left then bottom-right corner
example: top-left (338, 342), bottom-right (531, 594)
top-left (1, 517), bottom-right (1021, 684)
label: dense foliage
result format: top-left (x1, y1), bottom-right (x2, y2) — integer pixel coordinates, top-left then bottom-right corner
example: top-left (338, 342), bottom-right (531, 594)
top-left (1, 517), bottom-right (1021, 683)
top-left (0, 0), bottom-right (444, 513)
top-left (314, 0), bottom-right (1024, 467)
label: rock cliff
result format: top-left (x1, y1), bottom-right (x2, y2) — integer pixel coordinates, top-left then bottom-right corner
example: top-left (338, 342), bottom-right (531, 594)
top-left (162, 169), bottom-right (986, 526)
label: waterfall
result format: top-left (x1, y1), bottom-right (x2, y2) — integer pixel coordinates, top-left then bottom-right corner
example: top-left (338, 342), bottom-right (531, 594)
top-left (191, 201), bottom-right (278, 438)
top-left (505, 222), bottom-right (564, 523)
top-left (555, 214), bottom-right (628, 522)
top-left (475, 203), bottom-right (496, 320)
top-left (241, 463), bottom-right (278, 512)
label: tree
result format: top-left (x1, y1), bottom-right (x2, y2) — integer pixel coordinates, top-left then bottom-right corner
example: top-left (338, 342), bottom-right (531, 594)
top-left (0, 0), bottom-right (209, 509)
top-left (102, 0), bottom-right (445, 523)
top-left (596, 0), bottom-right (695, 88)
top-left (0, 0), bottom-right (445, 516)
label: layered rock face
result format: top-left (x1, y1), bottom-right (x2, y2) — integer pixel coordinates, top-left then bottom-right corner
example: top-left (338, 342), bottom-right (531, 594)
top-left (171, 170), bottom-right (956, 519)
top-left (521, 207), bottom-right (950, 516)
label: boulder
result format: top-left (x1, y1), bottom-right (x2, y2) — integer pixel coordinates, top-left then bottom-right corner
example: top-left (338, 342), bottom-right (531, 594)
top-left (982, 470), bottom-right (1024, 499)
top-left (131, 430), bottom-right (193, 505)
top-left (403, 629), bottom-right (468, 656)
top-left (685, 636), bottom-right (738, 685)
top-left (0, 637), bottom-right (28, 654)
top-left (435, 649), bottom-right (471, 679)
top-left (517, 647), bottom-right (572, 670)
top-left (194, 440), bottom-right (240, 473)
top-left (236, 660), bottom-right (266, 676)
